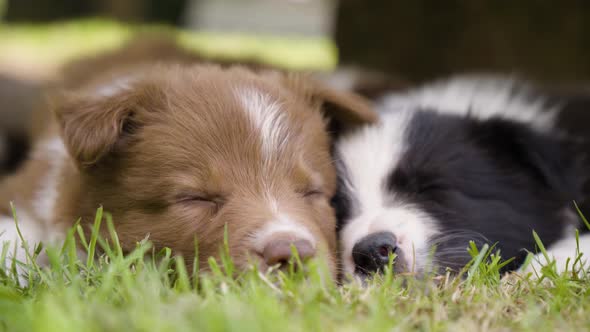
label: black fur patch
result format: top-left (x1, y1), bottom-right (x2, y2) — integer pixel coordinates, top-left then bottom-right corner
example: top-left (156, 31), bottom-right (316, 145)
top-left (0, 133), bottom-right (30, 175)
top-left (331, 156), bottom-right (356, 233)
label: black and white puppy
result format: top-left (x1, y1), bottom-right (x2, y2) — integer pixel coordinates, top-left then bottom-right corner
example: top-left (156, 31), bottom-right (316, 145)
top-left (332, 76), bottom-right (590, 279)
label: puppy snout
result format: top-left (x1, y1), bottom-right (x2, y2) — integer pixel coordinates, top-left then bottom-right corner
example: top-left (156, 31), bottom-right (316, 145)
top-left (263, 235), bottom-right (316, 267)
top-left (352, 232), bottom-right (397, 273)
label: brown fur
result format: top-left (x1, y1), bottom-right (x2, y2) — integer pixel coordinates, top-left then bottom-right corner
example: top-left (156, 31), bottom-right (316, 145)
top-left (1, 55), bottom-right (375, 277)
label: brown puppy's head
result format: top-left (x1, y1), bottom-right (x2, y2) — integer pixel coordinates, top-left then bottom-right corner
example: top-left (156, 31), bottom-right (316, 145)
top-left (53, 64), bottom-right (374, 277)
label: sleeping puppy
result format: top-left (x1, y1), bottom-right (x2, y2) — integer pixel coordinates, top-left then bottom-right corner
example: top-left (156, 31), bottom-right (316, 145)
top-left (0, 60), bottom-right (375, 279)
top-left (332, 76), bottom-right (590, 279)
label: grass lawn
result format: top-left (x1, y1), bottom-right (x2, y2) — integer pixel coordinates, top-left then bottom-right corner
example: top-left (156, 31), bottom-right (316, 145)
top-left (0, 208), bottom-right (589, 332)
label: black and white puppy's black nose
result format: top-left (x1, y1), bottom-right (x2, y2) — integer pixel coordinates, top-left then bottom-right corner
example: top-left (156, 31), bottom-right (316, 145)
top-left (352, 232), bottom-right (398, 274)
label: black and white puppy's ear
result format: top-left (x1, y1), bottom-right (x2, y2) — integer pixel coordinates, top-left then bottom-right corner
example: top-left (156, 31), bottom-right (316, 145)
top-left (472, 117), bottom-right (584, 201)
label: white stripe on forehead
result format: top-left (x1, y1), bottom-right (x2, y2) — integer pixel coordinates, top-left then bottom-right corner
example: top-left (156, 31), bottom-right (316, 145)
top-left (336, 111), bottom-right (435, 276)
top-left (378, 76), bottom-right (557, 131)
top-left (94, 75), bottom-right (136, 98)
top-left (235, 87), bottom-right (290, 158)
top-left (336, 110), bottom-right (413, 211)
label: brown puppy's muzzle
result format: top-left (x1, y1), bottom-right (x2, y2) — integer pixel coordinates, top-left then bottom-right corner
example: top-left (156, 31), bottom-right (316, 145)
top-left (261, 233), bottom-right (316, 269)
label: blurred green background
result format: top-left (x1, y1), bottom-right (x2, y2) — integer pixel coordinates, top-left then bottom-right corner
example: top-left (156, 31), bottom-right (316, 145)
top-left (1, 0), bottom-right (590, 84)
top-left (0, 0), bottom-right (338, 82)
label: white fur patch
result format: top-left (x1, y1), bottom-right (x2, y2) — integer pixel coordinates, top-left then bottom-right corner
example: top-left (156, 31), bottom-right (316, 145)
top-left (379, 76), bottom-right (557, 131)
top-left (32, 137), bottom-right (67, 223)
top-left (94, 76), bottom-right (135, 98)
top-left (337, 111), bottom-right (413, 210)
top-left (521, 233), bottom-right (590, 276)
top-left (337, 110), bottom-right (438, 276)
top-left (235, 88), bottom-right (289, 159)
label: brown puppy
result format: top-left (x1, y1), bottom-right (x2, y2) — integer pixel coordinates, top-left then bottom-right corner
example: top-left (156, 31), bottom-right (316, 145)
top-left (0, 59), bottom-right (375, 278)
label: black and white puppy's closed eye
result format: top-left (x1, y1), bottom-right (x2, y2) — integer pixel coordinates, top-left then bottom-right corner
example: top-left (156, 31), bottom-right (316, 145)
top-left (332, 76), bottom-right (588, 279)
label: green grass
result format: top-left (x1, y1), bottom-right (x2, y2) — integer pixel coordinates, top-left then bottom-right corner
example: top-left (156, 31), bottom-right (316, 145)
top-left (1, 208), bottom-right (589, 332)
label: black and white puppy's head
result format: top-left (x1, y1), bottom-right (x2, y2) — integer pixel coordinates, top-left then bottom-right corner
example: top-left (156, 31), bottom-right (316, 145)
top-left (333, 77), bottom-right (584, 279)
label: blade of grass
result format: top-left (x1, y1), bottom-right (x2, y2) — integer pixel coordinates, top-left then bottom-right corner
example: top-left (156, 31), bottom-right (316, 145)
top-left (192, 238), bottom-right (199, 289)
top-left (574, 201), bottom-right (590, 231)
top-left (75, 221), bottom-right (88, 249)
top-left (466, 243), bottom-right (489, 283)
top-left (532, 230), bottom-right (550, 263)
top-left (62, 225), bottom-right (79, 279)
top-left (10, 202), bottom-right (32, 264)
top-left (105, 213), bottom-right (122, 258)
top-left (86, 206), bottom-right (104, 270)
top-left (174, 256), bottom-right (191, 292)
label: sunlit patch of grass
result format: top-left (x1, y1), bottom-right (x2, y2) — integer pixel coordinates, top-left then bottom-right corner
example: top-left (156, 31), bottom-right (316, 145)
top-left (0, 18), bottom-right (336, 80)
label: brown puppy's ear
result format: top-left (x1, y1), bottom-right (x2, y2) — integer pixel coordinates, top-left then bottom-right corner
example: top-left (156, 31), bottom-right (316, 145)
top-left (282, 73), bottom-right (377, 136)
top-left (52, 83), bottom-right (153, 168)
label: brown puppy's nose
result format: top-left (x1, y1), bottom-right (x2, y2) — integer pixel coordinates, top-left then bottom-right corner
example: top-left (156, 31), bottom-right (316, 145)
top-left (262, 237), bottom-right (316, 266)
